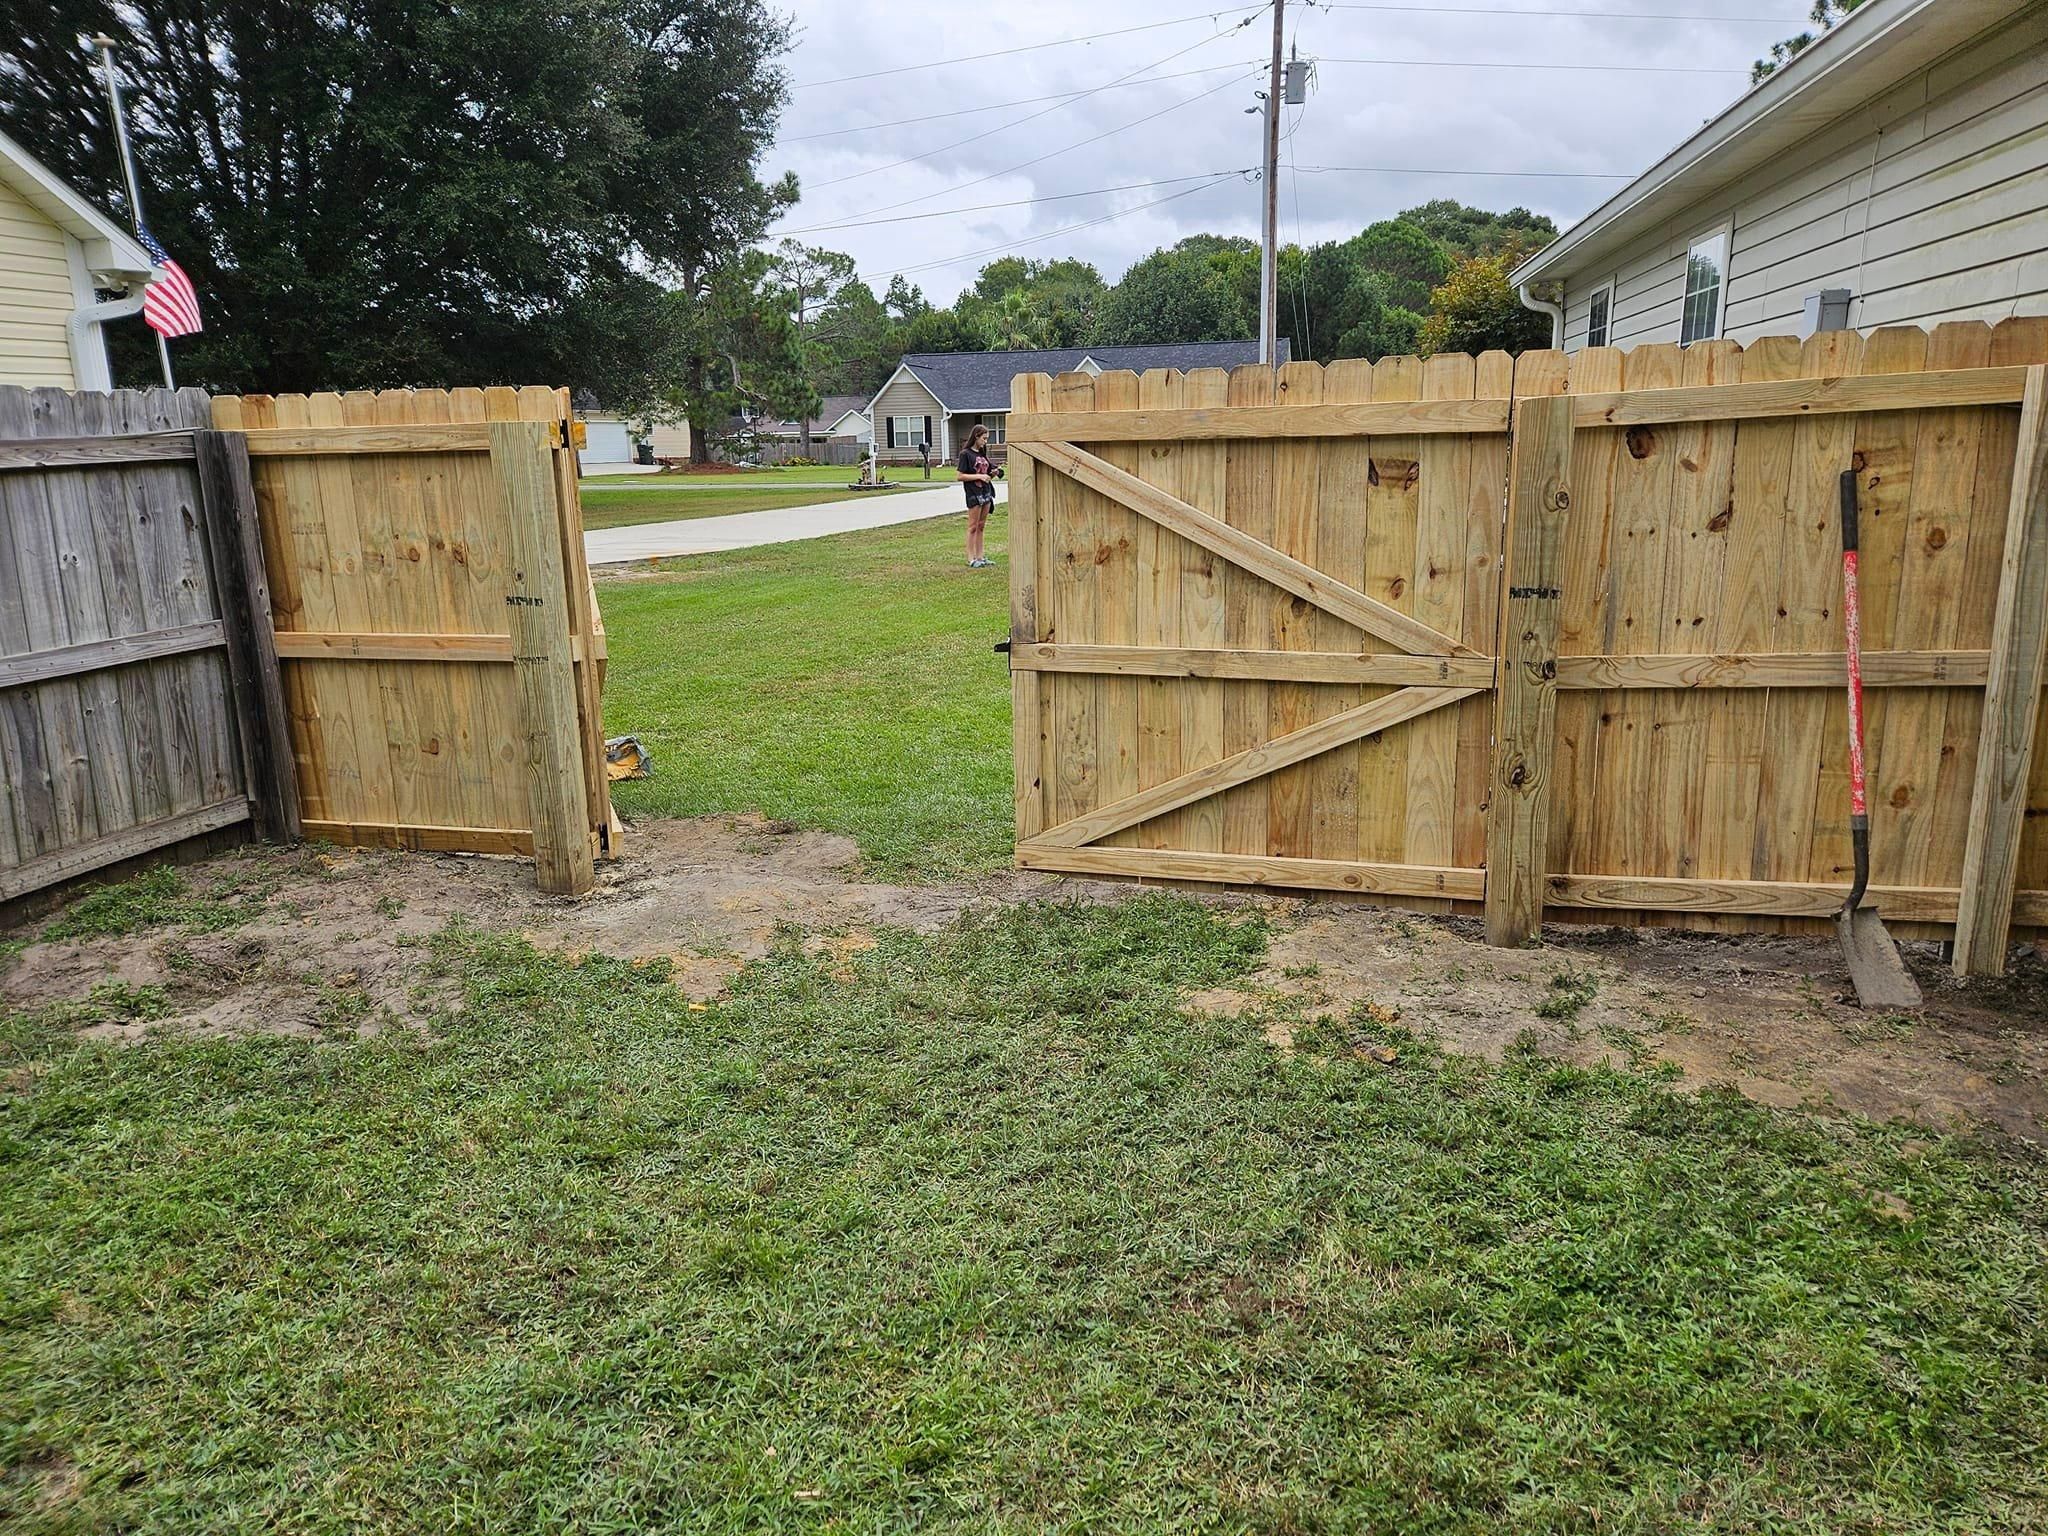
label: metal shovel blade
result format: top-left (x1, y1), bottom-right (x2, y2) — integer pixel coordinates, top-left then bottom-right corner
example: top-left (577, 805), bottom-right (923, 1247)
top-left (1835, 906), bottom-right (1923, 1011)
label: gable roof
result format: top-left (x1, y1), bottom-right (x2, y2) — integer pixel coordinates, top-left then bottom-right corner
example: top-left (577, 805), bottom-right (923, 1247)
top-left (0, 128), bottom-right (153, 280)
top-left (1511, 0), bottom-right (2030, 289)
top-left (890, 340), bottom-right (1286, 412)
top-left (756, 394), bottom-right (873, 437)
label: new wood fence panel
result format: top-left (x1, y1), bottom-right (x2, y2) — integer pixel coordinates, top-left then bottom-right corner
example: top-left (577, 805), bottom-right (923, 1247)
top-left (0, 384), bottom-right (286, 905)
top-left (212, 386), bottom-right (610, 892)
top-left (1012, 327), bottom-right (2048, 966)
top-left (1014, 356), bottom-right (1504, 901)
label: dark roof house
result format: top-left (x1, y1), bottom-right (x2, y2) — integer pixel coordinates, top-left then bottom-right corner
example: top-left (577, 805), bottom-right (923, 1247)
top-left (868, 340), bottom-right (1286, 458)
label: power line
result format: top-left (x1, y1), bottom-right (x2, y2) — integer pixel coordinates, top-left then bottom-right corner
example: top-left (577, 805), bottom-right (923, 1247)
top-left (791, 6), bottom-right (1268, 89)
top-left (858, 179), bottom-right (1232, 283)
top-left (776, 172), bottom-right (1248, 235)
top-left (779, 64), bottom-right (1261, 143)
top-left (1317, 55), bottom-right (1745, 72)
top-left (800, 8), bottom-right (1268, 192)
top-left (1315, 3), bottom-right (1804, 19)
top-left (809, 66), bottom-right (1263, 229)
top-left (1294, 162), bottom-right (1634, 178)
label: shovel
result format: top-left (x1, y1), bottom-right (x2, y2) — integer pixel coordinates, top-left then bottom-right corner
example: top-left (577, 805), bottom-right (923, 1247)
top-left (1834, 469), bottom-right (1922, 1011)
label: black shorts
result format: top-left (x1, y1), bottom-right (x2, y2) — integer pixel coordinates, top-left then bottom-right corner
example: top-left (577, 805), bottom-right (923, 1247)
top-left (965, 490), bottom-right (995, 509)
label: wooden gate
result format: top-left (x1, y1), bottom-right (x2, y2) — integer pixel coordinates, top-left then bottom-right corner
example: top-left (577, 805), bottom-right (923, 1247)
top-left (1007, 322), bottom-right (2048, 978)
top-left (210, 387), bottom-right (611, 895)
top-left (1007, 357), bottom-right (1511, 907)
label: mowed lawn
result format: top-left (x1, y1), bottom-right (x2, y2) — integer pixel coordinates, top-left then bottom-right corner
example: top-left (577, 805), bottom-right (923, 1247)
top-left (5, 888), bottom-right (2047, 1530)
top-left (599, 511), bottom-right (1012, 877)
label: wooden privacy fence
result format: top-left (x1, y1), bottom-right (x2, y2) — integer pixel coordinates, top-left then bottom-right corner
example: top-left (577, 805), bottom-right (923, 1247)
top-left (1005, 319), bottom-right (2048, 977)
top-left (209, 387), bottom-right (612, 896)
top-left (0, 386), bottom-right (296, 905)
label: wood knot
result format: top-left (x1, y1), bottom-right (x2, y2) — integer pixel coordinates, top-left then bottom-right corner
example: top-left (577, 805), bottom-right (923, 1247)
top-left (1387, 576), bottom-right (1406, 599)
top-left (1707, 506), bottom-right (1733, 533)
top-left (1625, 426), bottom-right (1657, 460)
top-left (1890, 783), bottom-right (1914, 809)
top-left (1925, 526), bottom-right (1947, 552)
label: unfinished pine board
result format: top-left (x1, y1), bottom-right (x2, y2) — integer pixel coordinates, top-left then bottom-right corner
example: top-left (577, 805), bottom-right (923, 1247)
top-left (1009, 371), bottom-right (1049, 843)
top-left (1219, 365), bottom-right (1276, 857)
top-left (1089, 368), bottom-right (1143, 852)
top-left (1311, 359), bottom-right (1374, 869)
top-left (1455, 351), bottom-right (1515, 872)
top-left (1131, 368), bottom-right (1187, 850)
top-left (1355, 354), bottom-right (1425, 868)
top-left (1006, 397), bottom-right (1510, 443)
top-left (1266, 360), bottom-right (1325, 861)
top-left (1405, 352), bottom-right (1476, 885)
top-left (1048, 371), bottom-right (1101, 833)
top-left (1176, 368), bottom-right (1230, 857)
top-left (1954, 363), bottom-right (2048, 974)
top-left (1487, 393), bottom-right (1574, 947)
top-left (213, 386), bottom-right (613, 887)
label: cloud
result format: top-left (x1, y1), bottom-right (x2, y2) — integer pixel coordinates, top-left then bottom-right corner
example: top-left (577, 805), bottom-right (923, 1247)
top-left (763, 0), bottom-right (1805, 300)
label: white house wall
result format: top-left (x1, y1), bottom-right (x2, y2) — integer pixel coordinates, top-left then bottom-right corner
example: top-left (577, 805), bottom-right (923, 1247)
top-left (1561, 4), bottom-right (2048, 349)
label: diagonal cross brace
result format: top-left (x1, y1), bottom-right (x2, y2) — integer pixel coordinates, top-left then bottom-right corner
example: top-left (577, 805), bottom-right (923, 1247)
top-left (1029, 684), bottom-right (1481, 850)
top-left (1012, 438), bottom-right (1476, 659)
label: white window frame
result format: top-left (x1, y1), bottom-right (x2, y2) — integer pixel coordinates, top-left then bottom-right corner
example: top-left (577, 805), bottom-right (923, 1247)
top-left (888, 414), bottom-right (929, 450)
top-left (1585, 279), bottom-right (1614, 351)
top-left (1680, 221), bottom-right (1732, 347)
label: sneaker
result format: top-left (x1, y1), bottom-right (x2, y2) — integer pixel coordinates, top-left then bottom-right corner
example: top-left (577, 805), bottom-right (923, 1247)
top-left (968, 556), bottom-right (993, 568)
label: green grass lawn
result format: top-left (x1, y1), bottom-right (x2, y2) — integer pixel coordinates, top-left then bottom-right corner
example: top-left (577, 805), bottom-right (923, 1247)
top-left (599, 512), bottom-right (1011, 877)
top-left (582, 465), bottom-right (961, 491)
top-left (5, 894), bottom-right (2046, 1531)
top-left (580, 483), bottom-right (916, 531)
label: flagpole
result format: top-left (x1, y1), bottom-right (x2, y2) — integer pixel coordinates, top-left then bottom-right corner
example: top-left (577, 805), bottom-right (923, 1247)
top-left (92, 34), bottom-right (173, 389)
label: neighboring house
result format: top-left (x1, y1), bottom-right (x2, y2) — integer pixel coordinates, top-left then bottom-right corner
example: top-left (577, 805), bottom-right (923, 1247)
top-left (0, 128), bottom-right (155, 390)
top-left (575, 409), bottom-right (690, 468)
top-left (752, 395), bottom-right (873, 445)
top-left (1511, 0), bottom-right (2048, 353)
top-left (867, 341), bottom-right (1284, 463)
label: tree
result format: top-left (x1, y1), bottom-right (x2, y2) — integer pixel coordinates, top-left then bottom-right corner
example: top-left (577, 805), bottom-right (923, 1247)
top-left (1752, 0), bottom-right (1868, 82)
top-left (2, 0), bottom-right (793, 396)
top-left (1092, 246), bottom-right (1248, 346)
top-left (1351, 220), bottom-right (1450, 313)
top-left (1416, 245), bottom-right (1553, 357)
top-left (661, 250), bottom-right (813, 464)
top-left (811, 280), bottom-right (896, 397)
top-left (1399, 200), bottom-right (1557, 260)
top-left (766, 241), bottom-right (855, 450)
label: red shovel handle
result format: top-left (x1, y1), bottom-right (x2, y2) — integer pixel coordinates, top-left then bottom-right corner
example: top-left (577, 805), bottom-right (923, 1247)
top-left (1839, 469), bottom-right (1871, 911)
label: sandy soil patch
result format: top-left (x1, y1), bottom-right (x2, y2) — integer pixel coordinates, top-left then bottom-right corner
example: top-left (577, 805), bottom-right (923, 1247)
top-left (5, 814), bottom-right (2044, 1139)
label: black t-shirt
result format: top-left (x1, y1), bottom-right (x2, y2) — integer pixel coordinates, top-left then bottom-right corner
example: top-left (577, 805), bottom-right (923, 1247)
top-left (960, 446), bottom-right (994, 505)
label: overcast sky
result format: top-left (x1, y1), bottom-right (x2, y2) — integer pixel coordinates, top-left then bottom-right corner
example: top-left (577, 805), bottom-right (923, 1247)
top-left (759, 0), bottom-right (1812, 303)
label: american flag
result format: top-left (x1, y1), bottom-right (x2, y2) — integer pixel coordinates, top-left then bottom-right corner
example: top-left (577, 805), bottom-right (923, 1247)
top-left (136, 226), bottom-right (202, 338)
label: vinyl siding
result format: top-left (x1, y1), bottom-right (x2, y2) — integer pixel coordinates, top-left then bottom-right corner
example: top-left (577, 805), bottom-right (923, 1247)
top-left (873, 372), bottom-right (942, 457)
top-left (0, 177), bottom-right (79, 388)
top-left (1559, 3), bottom-right (2048, 350)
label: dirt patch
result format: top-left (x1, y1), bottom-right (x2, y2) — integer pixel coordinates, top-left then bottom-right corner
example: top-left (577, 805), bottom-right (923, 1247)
top-left (5, 815), bottom-right (2046, 1140)
top-left (0, 815), bottom-right (1115, 1039)
top-left (1183, 901), bottom-right (2048, 1142)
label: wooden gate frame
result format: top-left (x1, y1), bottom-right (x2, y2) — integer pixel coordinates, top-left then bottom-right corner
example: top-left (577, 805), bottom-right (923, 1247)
top-left (1006, 359), bottom-right (2048, 978)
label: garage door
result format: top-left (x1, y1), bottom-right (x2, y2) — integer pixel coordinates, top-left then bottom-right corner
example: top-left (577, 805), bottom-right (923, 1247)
top-left (582, 421), bottom-right (632, 463)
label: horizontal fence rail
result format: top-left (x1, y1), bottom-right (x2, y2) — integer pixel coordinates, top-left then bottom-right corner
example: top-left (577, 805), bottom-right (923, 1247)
top-left (1008, 320), bottom-right (2048, 978)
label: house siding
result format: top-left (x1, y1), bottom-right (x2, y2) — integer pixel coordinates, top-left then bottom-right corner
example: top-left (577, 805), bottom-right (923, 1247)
top-left (1560, 3), bottom-right (2048, 350)
top-left (0, 176), bottom-right (80, 389)
top-left (874, 372), bottom-right (943, 459)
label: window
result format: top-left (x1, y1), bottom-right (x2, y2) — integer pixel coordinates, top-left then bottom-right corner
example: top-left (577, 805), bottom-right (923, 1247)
top-left (887, 414), bottom-right (929, 449)
top-left (1680, 227), bottom-right (1729, 345)
top-left (977, 415), bottom-right (1006, 444)
top-left (1586, 282), bottom-right (1613, 350)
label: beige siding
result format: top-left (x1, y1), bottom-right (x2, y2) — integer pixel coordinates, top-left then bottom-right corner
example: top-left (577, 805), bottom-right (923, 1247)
top-left (648, 421), bottom-right (690, 458)
top-left (1562, 4), bottom-right (2048, 350)
top-left (0, 178), bottom-right (79, 389)
top-left (873, 372), bottom-right (941, 457)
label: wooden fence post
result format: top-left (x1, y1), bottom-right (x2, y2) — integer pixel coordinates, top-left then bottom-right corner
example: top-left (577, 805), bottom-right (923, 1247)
top-left (193, 428), bottom-right (301, 842)
top-left (1486, 393), bottom-right (1575, 948)
top-left (490, 420), bottom-right (595, 897)
top-left (1010, 372), bottom-right (1048, 844)
top-left (1953, 364), bottom-right (2048, 976)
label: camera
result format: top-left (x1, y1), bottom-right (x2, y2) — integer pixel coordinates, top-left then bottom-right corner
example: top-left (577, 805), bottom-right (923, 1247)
top-left (995, 464), bottom-right (1007, 480)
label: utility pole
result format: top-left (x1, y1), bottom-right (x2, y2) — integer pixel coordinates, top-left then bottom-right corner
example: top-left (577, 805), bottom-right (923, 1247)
top-left (92, 34), bottom-right (173, 389)
top-left (1258, 0), bottom-right (1284, 366)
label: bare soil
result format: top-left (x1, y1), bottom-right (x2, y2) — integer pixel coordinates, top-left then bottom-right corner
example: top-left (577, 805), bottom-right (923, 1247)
top-left (6, 813), bottom-right (2045, 1140)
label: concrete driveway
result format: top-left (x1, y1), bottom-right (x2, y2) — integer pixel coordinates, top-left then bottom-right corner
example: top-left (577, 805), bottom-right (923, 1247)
top-left (584, 482), bottom-right (1003, 564)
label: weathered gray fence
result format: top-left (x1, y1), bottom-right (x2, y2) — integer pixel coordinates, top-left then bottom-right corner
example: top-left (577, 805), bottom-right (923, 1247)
top-left (0, 385), bottom-right (297, 905)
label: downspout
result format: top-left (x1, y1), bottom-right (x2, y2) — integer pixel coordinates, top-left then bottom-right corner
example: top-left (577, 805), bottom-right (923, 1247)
top-left (1517, 281), bottom-right (1565, 350)
top-left (67, 287), bottom-right (146, 391)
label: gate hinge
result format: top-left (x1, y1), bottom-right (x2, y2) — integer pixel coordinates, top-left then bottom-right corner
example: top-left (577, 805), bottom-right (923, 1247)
top-left (993, 638), bottom-right (1012, 655)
